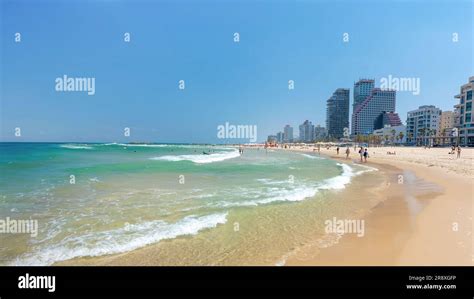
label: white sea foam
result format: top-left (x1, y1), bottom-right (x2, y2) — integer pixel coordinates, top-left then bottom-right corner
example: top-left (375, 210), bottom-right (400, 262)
top-left (300, 153), bottom-right (324, 160)
top-left (255, 178), bottom-right (288, 185)
top-left (317, 163), bottom-right (354, 190)
top-left (60, 144), bottom-right (93, 150)
top-left (108, 143), bottom-right (230, 150)
top-left (354, 163), bottom-right (379, 174)
top-left (217, 184), bottom-right (323, 207)
top-left (218, 163), bottom-right (357, 208)
top-left (255, 186), bottom-right (319, 204)
top-left (95, 143), bottom-right (170, 148)
top-left (150, 149), bottom-right (240, 164)
top-left (116, 143), bottom-right (171, 148)
top-left (11, 213), bottom-right (228, 266)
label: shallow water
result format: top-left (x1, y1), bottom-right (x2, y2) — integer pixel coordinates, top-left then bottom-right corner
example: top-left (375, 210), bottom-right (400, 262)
top-left (0, 143), bottom-right (379, 265)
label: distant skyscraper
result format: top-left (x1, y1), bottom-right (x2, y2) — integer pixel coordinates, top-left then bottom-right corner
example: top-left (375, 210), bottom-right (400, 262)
top-left (373, 111), bottom-right (402, 130)
top-left (352, 88), bottom-right (396, 136)
top-left (406, 105), bottom-right (442, 145)
top-left (454, 76), bottom-right (474, 146)
top-left (326, 88), bottom-right (350, 139)
top-left (283, 125), bottom-right (293, 142)
top-left (299, 120), bottom-right (315, 142)
top-left (276, 132), bottom-right (284, 143)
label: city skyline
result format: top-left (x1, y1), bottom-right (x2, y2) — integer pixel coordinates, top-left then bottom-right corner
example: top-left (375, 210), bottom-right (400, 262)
top-left (268, 76), bottom-right (471, 145)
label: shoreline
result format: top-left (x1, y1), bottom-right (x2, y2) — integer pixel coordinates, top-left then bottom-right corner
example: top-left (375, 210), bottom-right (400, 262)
top-left (284, 146), bottom-right (473, 265)
top-left (55, 145), bottom-right (472, 266)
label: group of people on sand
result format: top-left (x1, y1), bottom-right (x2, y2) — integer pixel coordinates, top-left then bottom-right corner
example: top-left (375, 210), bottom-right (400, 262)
top-left (358, 147), bottom-right (368, 162)
top-left (449, 145), bottom-right (461, 158)
top-left (249, 143), bottom-right (465, 162)
top-left (336, 146), bottom-right (368, 162)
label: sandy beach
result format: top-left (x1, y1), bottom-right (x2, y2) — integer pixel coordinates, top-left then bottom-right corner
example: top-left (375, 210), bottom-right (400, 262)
top-left (284, 145), bottom-right (473, 266)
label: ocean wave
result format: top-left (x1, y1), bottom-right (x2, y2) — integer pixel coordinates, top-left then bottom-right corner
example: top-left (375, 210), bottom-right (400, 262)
top-left (300, 153), bottom-right (324, 160)
top-left (218, 163), bottom-right (356, 207)
top-left (116, 143), bottom-right (173, 148)
top-left (93, 143), bottom-right (169, 148)
top-left (220, 184), bottom-right (323, 208)
top-left (317, 163), bottom-right (354, 190)
top-left (255, 178), bottom-right (289, 185)
top-left (11, 213), bottom-right (228, 266)
top-left (99, 143), bottom-right (230, 150)
top-left (60, 144), bottom-right (93, 150)
top-left (150, 149), bottom-right (240, 164)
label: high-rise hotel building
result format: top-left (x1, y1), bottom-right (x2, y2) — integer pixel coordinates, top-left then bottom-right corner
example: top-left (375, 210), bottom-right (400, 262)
top-left (353, 79), bottom-right (375, 112)
top-left (454, 76), bottom-right (474, 146)
top-left (326, 88), bottom-right (350, 139)
top-left (351, 87), bottom-right (396, 136)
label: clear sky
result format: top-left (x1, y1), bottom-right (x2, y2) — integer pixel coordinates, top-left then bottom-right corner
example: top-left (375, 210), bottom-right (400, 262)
top-left (1, 0), bottom-right (472, 143)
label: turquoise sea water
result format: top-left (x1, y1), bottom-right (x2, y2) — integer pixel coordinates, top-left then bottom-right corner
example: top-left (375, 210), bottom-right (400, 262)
top-left (0, 143), bottom-right (378, 265)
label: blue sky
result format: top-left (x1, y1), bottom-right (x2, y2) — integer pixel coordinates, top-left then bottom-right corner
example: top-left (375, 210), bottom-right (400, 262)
top-left (1, 0), bottom-right (472, 143)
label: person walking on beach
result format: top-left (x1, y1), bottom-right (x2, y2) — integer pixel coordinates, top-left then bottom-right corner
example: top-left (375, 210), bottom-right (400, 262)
top-left (358, 147), bottom-right (363, 162)
top-left (363, 148), bottom-right (368, 163)
top-left (336, 147), bottom-right (340, 155)
top-left (457, 146), bottom-right (461, 158)
top-left (345, 147), bottom-right (350, 159)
